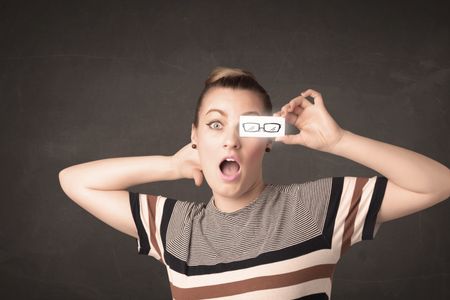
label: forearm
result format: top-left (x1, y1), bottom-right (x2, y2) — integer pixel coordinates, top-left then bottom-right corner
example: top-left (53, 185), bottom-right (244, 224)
top-left (59, 155), bottom-right (179, 191)
top-left (328, 130), bottom-right (450, 197)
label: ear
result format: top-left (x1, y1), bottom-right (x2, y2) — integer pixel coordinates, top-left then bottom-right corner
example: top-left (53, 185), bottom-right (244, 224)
top-left (191, 123), bottom-right (198, 144)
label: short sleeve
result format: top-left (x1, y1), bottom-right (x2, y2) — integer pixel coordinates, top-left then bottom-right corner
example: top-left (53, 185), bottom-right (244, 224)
top-left (301, 176), bottom-right (388, 255)
top-left (128, 191), bottom-right (177, 264)
top-left (340, 175), bottom-right (387, 238)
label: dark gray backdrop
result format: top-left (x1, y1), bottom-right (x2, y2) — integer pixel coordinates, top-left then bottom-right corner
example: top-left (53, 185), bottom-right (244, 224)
top-left (1, 0), bottom-right (449, 299)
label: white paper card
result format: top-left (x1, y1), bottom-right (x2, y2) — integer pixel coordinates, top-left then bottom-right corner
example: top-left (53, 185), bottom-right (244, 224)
top-left (239, 116), bottom-right (285, 137)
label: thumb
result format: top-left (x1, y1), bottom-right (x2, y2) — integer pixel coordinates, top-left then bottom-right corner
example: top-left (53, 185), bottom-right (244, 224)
top-left (192, 169), bottom-right (203, 187)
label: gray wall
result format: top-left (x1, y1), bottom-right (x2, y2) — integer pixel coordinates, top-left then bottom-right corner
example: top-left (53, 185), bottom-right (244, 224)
top-left (1, 0), bottom-right (449, 299)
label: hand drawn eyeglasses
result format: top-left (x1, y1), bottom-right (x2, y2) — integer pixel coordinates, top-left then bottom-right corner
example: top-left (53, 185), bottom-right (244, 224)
top-left (239, 116), bottom-right (285, 137)
top-left (242, 122), bottom-right (281, 133)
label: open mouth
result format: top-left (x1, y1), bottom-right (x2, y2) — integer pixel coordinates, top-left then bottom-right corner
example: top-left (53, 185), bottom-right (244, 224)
top-left (219, 158), bottom-right (241, 178)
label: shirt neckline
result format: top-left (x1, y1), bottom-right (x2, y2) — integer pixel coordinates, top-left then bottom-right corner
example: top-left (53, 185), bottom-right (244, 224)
top-left (206, 184), bottom-right (273, 217)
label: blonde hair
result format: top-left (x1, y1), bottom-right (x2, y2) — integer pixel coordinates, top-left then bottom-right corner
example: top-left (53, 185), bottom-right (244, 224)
top-left (206, 67), bottom-right (256, 84)
top-left (193, 66), bottom-right (272, 127)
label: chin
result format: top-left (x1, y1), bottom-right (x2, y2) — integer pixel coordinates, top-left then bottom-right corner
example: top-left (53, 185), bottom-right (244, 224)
top-left (223, 185), bottom-right (242, 195)
top-left (213, 182), bottom-right (248, 198)
top-left (204, 168), bottom-right (252, 195)
top-left (211, 180), bottom-right (243, 197)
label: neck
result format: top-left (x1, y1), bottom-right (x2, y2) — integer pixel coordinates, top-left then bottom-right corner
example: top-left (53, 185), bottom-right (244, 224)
top-left (212, 178), bottom-right (267, 213)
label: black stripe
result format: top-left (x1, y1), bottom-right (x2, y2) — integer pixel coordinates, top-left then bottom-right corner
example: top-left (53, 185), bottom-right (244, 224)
top-left (294, 292), bottom-right (329, 299)
top-left (322, 177), bottom-right (344, 244)
top-left (164, 233), bottom-right (328, 276)
top-left (160, 197), bottom-right (177, 252)
top-left (362, 176), bottom-right (388, 240)
top-left (162, 178), bottom-right (342, 276)
top-left (129, 191), bottom-right (151, 255)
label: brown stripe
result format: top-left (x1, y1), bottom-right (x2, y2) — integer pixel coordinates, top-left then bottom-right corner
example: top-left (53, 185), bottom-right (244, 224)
top-left (147, 195), bottom-right (163, 261)
top-left (170, 264), bottom-right (335, 299)
top-left (340, 177), bottom-right (368, 256)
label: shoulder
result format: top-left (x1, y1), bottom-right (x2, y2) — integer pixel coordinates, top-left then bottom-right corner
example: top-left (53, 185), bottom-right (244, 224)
top-left (270, 177), bottom-right (334, 197)
top-left (163, 198), bottom-right (206, 222)
top-left (131, 193), bottom-right (206, 223)
top-left (267, 179), bottom-right (335, 220)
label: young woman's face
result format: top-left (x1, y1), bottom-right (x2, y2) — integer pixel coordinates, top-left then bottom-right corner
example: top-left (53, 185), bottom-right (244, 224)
top-left (191, 87), bottom-right (271, 198)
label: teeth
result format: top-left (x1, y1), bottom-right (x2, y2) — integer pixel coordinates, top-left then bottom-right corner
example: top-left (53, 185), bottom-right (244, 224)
top-left (225, 158), bottom-right (235, 162)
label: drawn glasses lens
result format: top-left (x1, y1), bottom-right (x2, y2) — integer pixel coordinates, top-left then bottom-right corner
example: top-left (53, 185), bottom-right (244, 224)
top-left (242, 123), bottom-right (281, 133)
top-left (263, 123), bottom-right (281, 132)
top-left (243, 123), bottom-right (260, 132)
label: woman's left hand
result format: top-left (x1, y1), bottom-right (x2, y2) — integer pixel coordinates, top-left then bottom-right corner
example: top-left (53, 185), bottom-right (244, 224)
top-left (273, 89), bottom-right (346, 153)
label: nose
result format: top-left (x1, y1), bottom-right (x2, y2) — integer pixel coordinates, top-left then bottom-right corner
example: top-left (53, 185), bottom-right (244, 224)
top-left (223, 124), bottom-right (241, 150)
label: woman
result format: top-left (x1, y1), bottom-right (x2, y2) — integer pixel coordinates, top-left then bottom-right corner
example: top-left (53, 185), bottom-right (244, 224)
top-left (59, 67), bottom-right (450, 299)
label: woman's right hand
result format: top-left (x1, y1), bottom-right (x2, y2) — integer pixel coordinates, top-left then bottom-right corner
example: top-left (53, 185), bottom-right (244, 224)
top-left (171, 143), bottom-right (204, 186)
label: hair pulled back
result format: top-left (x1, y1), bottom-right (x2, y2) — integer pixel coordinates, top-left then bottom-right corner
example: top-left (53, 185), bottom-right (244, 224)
top-left (193, 67), bottom-right (272, 127)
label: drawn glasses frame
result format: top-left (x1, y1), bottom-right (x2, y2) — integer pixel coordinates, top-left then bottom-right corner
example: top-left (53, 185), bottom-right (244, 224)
top-left (242, 122), bottom-right (281, 133)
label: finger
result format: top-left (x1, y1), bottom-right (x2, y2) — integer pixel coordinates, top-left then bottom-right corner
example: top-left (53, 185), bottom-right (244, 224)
top-left (301, 89), bottom-right (324, 107)
top-left (301, 89), bottom-right (321, 98)
top-left (280, 100), bottom-right (294, 113)
top-left (293, 105), bottom-right (304, 116)
top-left (281, 96), bottom-right (312, 114)
top-left (280, 104), bottom-right (290, 115)
top-left (283, 111), bottom-right (298, 125)
top-left (280, 103), bottom-right (294, 116)
top-left (299, 98), bottom-right (313, 109)
top-left (291, 95), bottom-right (313, 109)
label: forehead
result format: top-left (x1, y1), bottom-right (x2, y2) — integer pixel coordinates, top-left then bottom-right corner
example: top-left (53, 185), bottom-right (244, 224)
top-left (200, 87), bottom-right (265, 117)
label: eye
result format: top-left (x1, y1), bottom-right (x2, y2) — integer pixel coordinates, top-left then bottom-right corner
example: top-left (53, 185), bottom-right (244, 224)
top-left (207, 121), bottom-right (223, 130)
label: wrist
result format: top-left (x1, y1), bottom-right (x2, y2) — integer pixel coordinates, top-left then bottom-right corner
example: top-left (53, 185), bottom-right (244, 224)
top-left (325, 129), bottom-right (352, 155)
top-left (169, 155), bottom-right (182, 180)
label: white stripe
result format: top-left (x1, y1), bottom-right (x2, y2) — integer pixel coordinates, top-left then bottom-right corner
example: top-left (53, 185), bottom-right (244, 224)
top-left (168, 249), bottom-right (338, 288)
top-left (213, 278), bottom-right (332, 300)
top-left (332, 176), bottom-right (356, 251)
top-left (351, 176), bottom-right (376, 245)
top-left (155, 196), bottom-right (167, 263)
top-left (137, 194), bottom-right (156, 258)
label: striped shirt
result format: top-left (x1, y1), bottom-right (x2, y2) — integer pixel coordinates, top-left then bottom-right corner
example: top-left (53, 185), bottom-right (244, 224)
top-left (129, 176), bottom-right (388, 300)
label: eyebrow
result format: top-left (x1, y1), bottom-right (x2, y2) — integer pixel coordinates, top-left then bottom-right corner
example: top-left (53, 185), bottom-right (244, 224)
top-left (205, 109), bottom-right (261, 116)
top-left (243, 111), bottom-right (260, 116)
top-left (205, 109), bottom-right (226, 116)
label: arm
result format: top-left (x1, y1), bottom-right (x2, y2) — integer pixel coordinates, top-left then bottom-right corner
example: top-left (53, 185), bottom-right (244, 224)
top-left (274, 89), bottom-right (450, 224)
top-left (58, 144), bottom-right (203, 238)
top-left (327, 130), bottom-right (450, 224)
